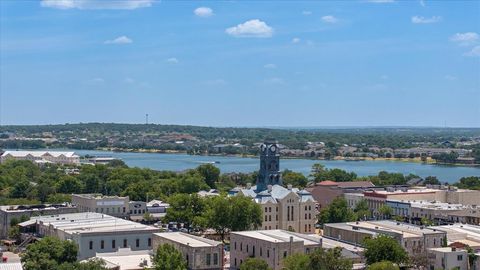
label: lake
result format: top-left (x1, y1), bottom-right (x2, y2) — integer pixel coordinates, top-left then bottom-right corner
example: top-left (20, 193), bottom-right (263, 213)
top-left (69, 149), bottom-right (480, 183)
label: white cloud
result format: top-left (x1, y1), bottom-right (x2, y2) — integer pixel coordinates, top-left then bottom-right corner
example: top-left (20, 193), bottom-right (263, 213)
top-left (321, 15), bottom-right (338, 24)
top-left (302, 11), bottom-right (312, 15)
top-left (264, 64), bottom-right (276, 69)
top-left (450, 32), bottom-right (479, 46)
top-left (166, 57), bottom-right (179, 64)
top-left (104, 36), bottom-right (132, 44)
top-left (464, 46), bottom-right (480, 57)
top-left (292, 37), bottom-right (301, 44)
top-left (194, 7), bottom-right (213, 18)
top-left (40, 0), bottom-right (154, 10)
top-left (411, 16), bottom-right (441, 24)
top-left (444, 75), bottom-right (457, 81)
top-left (226, 19), bottom-right (273, 38)
top-left (419, 0), bottom-right (426, 6)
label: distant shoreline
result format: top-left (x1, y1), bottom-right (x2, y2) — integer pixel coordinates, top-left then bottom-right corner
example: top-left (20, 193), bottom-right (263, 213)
top-left (91, 147), bottom-right (479, 168)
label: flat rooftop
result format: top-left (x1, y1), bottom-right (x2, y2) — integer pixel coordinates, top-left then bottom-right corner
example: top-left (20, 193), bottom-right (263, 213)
top-left (0, 203), bottom-right (76, 213)
top-left (95, 249), bottom-right (153, 270)
top-left (326, 221), bottom-right (444, 238)
top-left (29, 212), bottom-right (158, 235)
top-left (431, 224), bottom-right (480, 246)
top-left (231, 230), bottom-right (321, 246)
top-left (72, 194), bottom-right (128, 200)
top-left (154, 232), bottom-right (222, 248)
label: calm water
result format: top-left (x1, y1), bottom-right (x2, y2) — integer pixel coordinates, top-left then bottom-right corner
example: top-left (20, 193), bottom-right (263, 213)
top-left (66, 149), bottom-right (480, 183)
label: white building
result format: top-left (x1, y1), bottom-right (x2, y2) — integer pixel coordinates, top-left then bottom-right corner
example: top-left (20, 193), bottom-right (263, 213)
top-left (428, 247), bottom-right (468, 270)
top-left (0, 151), bottom-right (80, 165)
top-left (230, 230), bottom-right (322, 270)
top-left (152, 232), bottom-right (224, 270)
top-left (22, 212), bottom-right (160, 260)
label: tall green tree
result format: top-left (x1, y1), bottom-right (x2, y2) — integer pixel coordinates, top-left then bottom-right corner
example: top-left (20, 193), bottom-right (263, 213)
top-left (152, 243), bottom-right (187, 270)
top-left (240, 258), bottom-right (271, 270)
top-left (354, 199), bottom-right (371, 220)
top-left (378, 205), bottom-right (393, 220)
top-left (164, 194), bottom-right (206, 231)
top-left (282, 170), bottom-right (308, 188)
top-left (309, 247), bottom-right (353, 270)
top-left (363, 235), bottom-right (408, 265)
top-left (367, 261), bottom-right (399, 270)
top-left (318, 197), bottom-right (356, 224)
top-left (283, 253), bottom-right (311, 270)
top-left (195, 164), bottom-right (220, 189)
top-left (21, 237), bottom-right (78, 270)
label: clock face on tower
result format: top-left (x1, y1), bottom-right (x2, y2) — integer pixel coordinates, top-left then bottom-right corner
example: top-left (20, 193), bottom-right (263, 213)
top-left (270, 145), bottom-right (276, 153)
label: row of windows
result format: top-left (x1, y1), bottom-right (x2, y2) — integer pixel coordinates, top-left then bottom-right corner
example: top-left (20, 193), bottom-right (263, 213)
top-left (88, 238), bottom-right (151, 250)
top-left (130, 209), bottom-right (146, 214)
top-left (94, 207), bottom-right (126, 214)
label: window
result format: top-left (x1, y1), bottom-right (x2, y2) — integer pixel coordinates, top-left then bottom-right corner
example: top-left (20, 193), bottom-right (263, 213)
top-left (265, 207), bottom-right (268, 212)
top-left (112, 240), bottom-right (116, 249)
top-left (234, 242), bottom-right (237, 250)
top-left (309, 213), bottom-right (311, 219)
top-left (206, 253), bottom-right (211, 266)
top-left (213, 253), bottom-right (218, 265)
top-left (305, 213), bottom-right (307, 219)
top-left (269, 215), bottom-right (271, 221)
top-left (309, 224), bottom-right (311, 232)
top-left (247, 245), bottom-right (249, 252)
top-left (269, 207), bottom-right (272, 212)
top-left (265, 215), bottom-right (267, 222)
top-left (101, 240), bottom-right (104, 249)
top-left (287, 206), bottom-right (290, 221)
top-left (309, 205), bottom-right (312, 211)
top-left (89, 241), bottom-right (93, 250)
top-left (136, 239), bottom-right (140, 247)
top-left (260, 248), bottom-right (263, 256)
top-left (148, 238), bottom-right (152, 247)
top-left (123, 207), bottom-right (126, 213)
top-left (306, 248), bottom-right (310, 254)
top-left (235, 258), bottom-right (237, 266)
top-left (123, 239), bottom-right (128, 248)
top-left (458, 255), bottom-right (463, 261)
top-left (305, 224), bottom-right (307, 232)
top-left (284, 251), bottom-right (288, 258)
top-left (240, 243), bottom-right (243, 251)
top-left (267, 249), bottom-right (270, 258)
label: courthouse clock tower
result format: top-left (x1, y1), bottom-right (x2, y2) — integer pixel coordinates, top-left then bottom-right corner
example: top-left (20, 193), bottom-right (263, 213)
top-left (256, 139), bottom-right (282, 192)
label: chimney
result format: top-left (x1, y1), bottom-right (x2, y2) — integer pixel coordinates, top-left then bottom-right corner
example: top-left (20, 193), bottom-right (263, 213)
top-left (290, 236), bottom-right (293, 243)
top-left (287, 184), bottom-right (293, 190)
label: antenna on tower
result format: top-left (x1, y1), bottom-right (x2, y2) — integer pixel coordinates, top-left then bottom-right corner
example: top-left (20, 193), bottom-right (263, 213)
top-left (146, 114), bottom-right (149, 125)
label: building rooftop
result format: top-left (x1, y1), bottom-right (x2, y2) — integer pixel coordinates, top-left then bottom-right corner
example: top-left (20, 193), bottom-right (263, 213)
top-left (430, 224), bottom-right (480, 247)
top-left (0, 203), bottom-right (75, 213)
top-left (26, 212), bottom-right (158, 235)
top-left (231, 230), bottom-right (321, 246)
top-left (94, 248), bottom-right (153, 270)
top-left (1, 150), bottom-right (78, 158)
top-left (72, 193), bottom-right (128, 200)
top-left (154, 232), bottom-right (222, 248)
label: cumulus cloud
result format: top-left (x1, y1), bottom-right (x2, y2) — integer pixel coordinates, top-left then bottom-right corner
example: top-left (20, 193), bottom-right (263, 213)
top-left (226, 19), bottom-right (273, 38)
top-left (464, 46), bottom-right (480, 57)
top-left (264, 64), bottom-right (276, 69)
top-left (450, 32), bottom-right (479, 46)
top-left (411, 16), bottom-right (441, 24)
top-left (322, 15), bottom-right (338, 23)
top-left (104, 36), bottom-right (132, 44)
top-left (40, 0), bottom-right (154, 10)
top-left (166, 57), bottom-right (179, 64)
top-left (292, 37), bottom-right (301, 44)
top-left (194, 7), bottom-right (213, 17)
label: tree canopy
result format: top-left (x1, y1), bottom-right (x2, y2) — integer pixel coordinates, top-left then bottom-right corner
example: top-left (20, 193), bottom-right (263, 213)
top-left (363, 235), bottom-right (408, 265)
top-left (152, 243), bottom-right (187, 270)
top-left (318, 197), bottom-right (356, 224)
top-left (239, 258), bottom-right (271, 270)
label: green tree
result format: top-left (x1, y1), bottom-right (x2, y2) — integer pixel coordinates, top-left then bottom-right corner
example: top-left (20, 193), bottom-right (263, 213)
top-left (318, 197), bottom-right (356, 224)
top-left (363, 235), bottom-right (408, 265)
top-left (164, 194), bottom-right (206, 231)
top-left (21, 237), bottom-right (78, 270)
top-left (283, 253), bottom-right (311, 270)
top-left (367, 261), bottom-right (399, 270)
top-left (423, 176), bottom-right (440, 185)
top-left (354, 199), bottom-right (371, 220)
top-left (57, 259), bottom-right (109, 270)
top-left (283, 170), bottom-right (308, 188)
top-left (240, 258), bottom-right (271, 270)
top-left (152, 243), bottom-right (187, 270)
top-left (195, 164), bottom-right (220, 189)
top-left (378, 205), bottom-right (393, 220)
top-left (309, 247), bottom-right (353, 270)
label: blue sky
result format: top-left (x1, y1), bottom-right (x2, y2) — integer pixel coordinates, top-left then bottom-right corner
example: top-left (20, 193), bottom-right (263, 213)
top-left (0, 0), bottom-right (479, 127)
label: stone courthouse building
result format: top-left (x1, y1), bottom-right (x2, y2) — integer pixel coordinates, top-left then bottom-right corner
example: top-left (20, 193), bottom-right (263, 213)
top-left (230, 139), bottom-right (317, 234)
